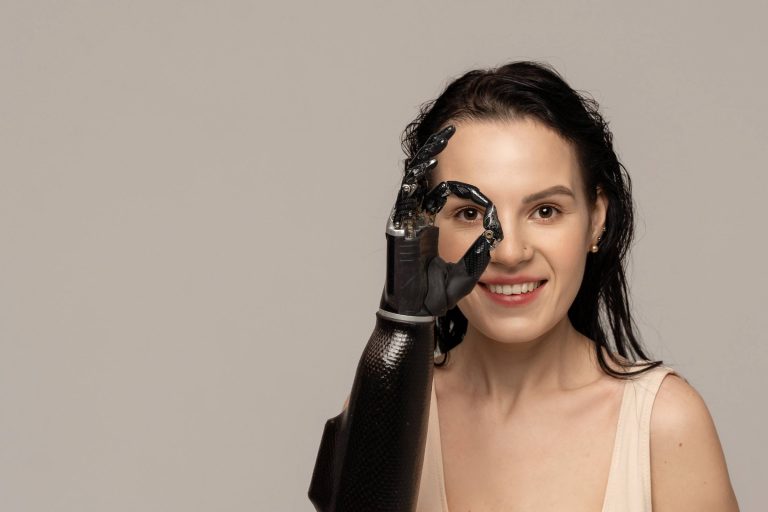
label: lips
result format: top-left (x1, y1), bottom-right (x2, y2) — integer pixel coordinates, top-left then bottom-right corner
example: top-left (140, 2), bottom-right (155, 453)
top-left (478, 279), bottom-right (547, 307)
top-left (486, 280), bottom-right (544, 295)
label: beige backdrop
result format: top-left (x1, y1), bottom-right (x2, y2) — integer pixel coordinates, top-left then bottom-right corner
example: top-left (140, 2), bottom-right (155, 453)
top-left (1, 1), bottom-right (765, 510)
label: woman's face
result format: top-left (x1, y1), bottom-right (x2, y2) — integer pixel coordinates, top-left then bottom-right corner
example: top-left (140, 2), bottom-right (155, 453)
top-left (432, 118), bottom-right (607, 344)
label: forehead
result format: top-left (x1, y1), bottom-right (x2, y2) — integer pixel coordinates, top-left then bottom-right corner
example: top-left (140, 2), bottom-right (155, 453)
top-left (431, 119), bottom-right (584, 202)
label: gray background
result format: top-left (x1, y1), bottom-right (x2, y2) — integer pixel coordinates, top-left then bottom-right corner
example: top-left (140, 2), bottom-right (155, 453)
top-left (1, 1), bottom-right (764, 510)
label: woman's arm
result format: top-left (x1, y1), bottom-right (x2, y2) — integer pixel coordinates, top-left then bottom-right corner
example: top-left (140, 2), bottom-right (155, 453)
top-left (650, 374), bottom-right (740, 511)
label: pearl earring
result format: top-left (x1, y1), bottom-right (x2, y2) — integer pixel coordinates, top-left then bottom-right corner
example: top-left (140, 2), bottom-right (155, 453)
top-left (590, 226), bottom-right (606, 253)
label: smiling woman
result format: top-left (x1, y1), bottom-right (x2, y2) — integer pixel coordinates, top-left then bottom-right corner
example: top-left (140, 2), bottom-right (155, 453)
top-left (398, 62), bottom-right (740, 512)
top-left (309, 61), bottom-right (739, 512)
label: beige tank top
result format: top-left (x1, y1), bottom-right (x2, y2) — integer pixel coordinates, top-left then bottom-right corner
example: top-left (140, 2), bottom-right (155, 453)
top-left (415, 364), bottom-right (681, 512)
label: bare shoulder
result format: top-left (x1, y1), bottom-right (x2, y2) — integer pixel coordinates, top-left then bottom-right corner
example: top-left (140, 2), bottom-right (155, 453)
top-left (650, 371), bottom-right (740, 511)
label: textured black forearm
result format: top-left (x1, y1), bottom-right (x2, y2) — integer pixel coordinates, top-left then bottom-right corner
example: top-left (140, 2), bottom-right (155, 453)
top-left (308, 312), bottom-right (434, 512)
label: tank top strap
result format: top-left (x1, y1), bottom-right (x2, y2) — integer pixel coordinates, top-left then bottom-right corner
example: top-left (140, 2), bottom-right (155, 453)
top-left (602, 364), bottom-right (681, 512)
top-left (415, 377), bottom-right (448, 512)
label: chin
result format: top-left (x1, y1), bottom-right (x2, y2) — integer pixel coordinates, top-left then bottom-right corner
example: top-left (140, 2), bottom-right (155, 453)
top-left (457, 285), bottom-right (576, 346)
top-left (459, 309), bottom-right (556, 346)
top-left (477, 324), bottom-right (547, 346)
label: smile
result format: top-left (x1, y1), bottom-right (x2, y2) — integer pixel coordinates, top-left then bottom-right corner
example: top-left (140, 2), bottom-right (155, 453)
top-left (486, 281), bottom-right (544, 295)
top-left (479, 280), bottom-right (547, 307)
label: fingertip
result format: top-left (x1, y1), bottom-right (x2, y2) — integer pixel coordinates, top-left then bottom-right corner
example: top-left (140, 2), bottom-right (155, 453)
top-left (441, 124), bottom-right (456, 139)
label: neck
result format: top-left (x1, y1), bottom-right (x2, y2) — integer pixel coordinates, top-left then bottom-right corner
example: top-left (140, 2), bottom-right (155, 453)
top-left (446, 317), bottom-right (599, 409)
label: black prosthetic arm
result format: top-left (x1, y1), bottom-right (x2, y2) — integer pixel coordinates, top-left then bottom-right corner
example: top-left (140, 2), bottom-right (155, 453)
top-left (308, 126), bottom-right (503, 512)
top-left (308, 313), bottom-right (435, 512)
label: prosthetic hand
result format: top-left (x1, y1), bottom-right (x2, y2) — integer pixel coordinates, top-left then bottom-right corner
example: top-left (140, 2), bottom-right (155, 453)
top-left (308, 125), bottom-right (503, 512)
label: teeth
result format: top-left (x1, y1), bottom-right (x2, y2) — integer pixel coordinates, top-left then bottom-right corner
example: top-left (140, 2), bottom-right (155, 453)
top-left (488, 281), bottom-right (542, 295)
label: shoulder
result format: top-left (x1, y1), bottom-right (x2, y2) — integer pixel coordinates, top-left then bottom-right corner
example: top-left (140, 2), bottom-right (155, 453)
top-left (649, 370), bottom-right (740, 511)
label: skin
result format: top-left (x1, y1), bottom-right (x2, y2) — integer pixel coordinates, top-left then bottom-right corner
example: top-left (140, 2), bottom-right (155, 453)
top-left (427, 118), bottom-right (739, 511)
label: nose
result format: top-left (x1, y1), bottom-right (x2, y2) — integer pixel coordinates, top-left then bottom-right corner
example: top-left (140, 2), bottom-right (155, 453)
top-left (490, 223), bottom-right (532, 269)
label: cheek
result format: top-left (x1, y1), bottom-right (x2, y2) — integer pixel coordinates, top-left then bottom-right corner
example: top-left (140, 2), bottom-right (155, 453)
top-left (541, 226), bottom-right (590, 301)
top-left (437, 229), bottom-right (477, 263)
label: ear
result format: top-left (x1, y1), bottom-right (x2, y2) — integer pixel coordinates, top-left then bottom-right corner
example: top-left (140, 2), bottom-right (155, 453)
top-left (589, 186), bottom-right (608, 248)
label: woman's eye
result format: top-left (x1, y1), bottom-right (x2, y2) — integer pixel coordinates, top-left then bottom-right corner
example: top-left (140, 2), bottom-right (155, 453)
top-left (455, 207), bottom-right (482, 222)
top-left (532, 205), bottom-right (560, 221)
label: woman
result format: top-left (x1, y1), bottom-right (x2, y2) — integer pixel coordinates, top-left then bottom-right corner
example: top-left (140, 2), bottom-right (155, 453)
top-left (409, 61), bottom-right (742, 512)
top-left (309, 62), bottom-right (739, 512)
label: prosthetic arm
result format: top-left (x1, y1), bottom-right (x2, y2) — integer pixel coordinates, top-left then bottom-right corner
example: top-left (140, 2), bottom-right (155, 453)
top-left (308, 125), bottom-right (503, 512)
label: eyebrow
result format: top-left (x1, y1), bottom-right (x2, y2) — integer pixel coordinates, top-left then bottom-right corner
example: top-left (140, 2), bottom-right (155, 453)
top-left (522, 185), bottom-right (575, 204)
